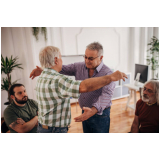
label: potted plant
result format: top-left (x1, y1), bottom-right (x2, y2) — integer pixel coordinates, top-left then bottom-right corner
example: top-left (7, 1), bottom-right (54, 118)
top-left (1, 55), bottom-right (23, 104)
top-left (32, 27), bottom-right (47, 41)
top-left (146, 36), bottom-right (159, 79)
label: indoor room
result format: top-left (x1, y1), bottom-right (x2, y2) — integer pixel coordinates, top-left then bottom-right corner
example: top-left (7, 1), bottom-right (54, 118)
top-left (1, 27), bottom-right (159, 133)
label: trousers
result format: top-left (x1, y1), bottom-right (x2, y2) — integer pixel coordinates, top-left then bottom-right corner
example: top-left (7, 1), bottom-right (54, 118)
top-left (82, 107), bottom-right (110, 133)
top-left (37, 123), bottom-right (68, 133)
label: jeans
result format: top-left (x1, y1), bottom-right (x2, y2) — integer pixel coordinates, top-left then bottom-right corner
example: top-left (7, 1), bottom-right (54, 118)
top-left (82, 107), bottom-right (110, 133)
top-left (37, 123), bottom-right (68, 133)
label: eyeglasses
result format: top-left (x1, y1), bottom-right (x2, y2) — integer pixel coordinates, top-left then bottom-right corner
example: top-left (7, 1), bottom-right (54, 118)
top-left (83, 55), bottom-right (99, 61)
top-left (143, 87), bottom-right (155, 94)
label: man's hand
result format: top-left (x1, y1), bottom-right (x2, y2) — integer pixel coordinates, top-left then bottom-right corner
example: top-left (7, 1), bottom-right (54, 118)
top-left (16, 118), bottom-right (25, 125)
top-left (110, 70), bottom-right (128, 82)
top-left (74, 107), bottom-right (98, 122)
top-left (29, 66), bottom-right (43, 79)
top-left (9, 118), bottom-right (26, 131)
top-left (9, 116), bottom-right (38, 133)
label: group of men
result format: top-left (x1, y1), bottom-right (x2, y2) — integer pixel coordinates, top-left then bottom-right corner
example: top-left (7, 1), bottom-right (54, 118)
top-left (3, 42), bottom-right (159, 133)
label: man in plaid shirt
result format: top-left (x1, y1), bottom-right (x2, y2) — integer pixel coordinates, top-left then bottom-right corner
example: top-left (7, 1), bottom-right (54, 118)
top-left (33, 46), bottom-right (127, 133)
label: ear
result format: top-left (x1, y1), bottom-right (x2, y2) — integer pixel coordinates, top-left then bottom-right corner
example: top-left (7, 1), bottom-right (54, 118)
top-left (10, 95), bottom-right (15, 100)
top-left (54, 57), bottom-right (58, 65)
top-left (100, 56), bottom-right (103, 60)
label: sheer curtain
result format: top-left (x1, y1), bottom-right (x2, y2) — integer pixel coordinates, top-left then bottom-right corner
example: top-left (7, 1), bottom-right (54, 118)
top-left (1, 27), bottom-right (44, 116)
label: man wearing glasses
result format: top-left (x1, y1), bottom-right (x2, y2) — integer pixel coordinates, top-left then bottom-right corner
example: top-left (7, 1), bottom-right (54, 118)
top-left (130, 80), bottom-right (159, 133)
top-left (30, 42), bottom-right (116, 133)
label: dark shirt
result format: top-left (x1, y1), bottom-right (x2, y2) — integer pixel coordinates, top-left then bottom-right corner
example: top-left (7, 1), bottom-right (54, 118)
top-left (4, 99), bottom-right (38, 133)
top-left (135, 99), bottom-right (159, 133)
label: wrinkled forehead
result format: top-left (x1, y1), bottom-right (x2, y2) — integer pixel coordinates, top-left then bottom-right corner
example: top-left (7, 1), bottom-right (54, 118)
top-left (144, 83), bottom-right (154, 90)
top-left (85, 48), bottom-right (99, 57)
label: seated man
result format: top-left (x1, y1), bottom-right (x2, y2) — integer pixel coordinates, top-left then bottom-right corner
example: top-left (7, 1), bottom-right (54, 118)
top-left (34, 46), bottom-right (127, 133)
top-left (4, 84), bottom-right (38, 133)
top-left (130, 80), bottom-right (159, 133)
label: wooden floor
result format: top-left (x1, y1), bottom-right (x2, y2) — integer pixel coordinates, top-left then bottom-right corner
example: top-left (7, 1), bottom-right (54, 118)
top-left (68, 92), bottom-right (140, 133)
top-left (1, 92), bottom-right (139, 133)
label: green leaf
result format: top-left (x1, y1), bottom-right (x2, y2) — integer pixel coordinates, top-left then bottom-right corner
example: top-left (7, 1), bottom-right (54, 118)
top-left (1, 55), bottom-right (23, 74)
top-left (146, 36), bottom-right (159, 73)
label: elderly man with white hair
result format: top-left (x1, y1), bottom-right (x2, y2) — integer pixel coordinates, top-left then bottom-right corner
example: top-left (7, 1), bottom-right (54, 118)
top-left (130, 80), bottom-right (159, 133)
top-left (34, 46), bottom-right (127, 133)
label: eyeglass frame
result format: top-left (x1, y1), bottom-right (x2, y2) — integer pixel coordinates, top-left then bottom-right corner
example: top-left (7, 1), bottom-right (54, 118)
top-left (83, 55), bottom-right (100, 61)
top-left (143, 87), bottom-right (155, 94)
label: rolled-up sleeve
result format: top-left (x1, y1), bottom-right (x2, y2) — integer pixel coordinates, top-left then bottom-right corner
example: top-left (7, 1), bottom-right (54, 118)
top-left (92, 81), bottom-right (116, 115)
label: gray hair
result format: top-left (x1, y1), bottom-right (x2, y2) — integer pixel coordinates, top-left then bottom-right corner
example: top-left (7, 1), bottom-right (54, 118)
top-left (86, 42), bottom-right (103, 56)
top-left (39, 46), bottom-right (60, 69)
top-left (144, 80), bottom-right (159, 105)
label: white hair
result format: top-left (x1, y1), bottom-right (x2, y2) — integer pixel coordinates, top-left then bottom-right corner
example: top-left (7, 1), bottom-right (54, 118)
top-left (86, 42), bottom-right (103, 56)
top-left (39, 46), bottom-right (60, 69)
top-left (144, 80), bottom-right (159, 105)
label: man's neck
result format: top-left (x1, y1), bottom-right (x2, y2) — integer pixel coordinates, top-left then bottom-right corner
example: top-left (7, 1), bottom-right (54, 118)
top-left (88, 69), bottom-right (95, 78)
top-left (146, 101), bottom-right (157, 106)
top-left (51, 66), bottom-right (60, 72)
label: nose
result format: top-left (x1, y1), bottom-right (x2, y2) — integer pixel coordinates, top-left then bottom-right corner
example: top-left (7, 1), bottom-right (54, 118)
top-left (22, 92), bottom-right (27, 97)
top-left (85, 58), bottom-right (90, 63)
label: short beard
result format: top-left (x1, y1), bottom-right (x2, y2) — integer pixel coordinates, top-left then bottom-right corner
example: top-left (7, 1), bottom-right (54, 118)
top-left (142, 95), bottom-right (149, 103)
top-left (15, 96), bottom-right (28, 104)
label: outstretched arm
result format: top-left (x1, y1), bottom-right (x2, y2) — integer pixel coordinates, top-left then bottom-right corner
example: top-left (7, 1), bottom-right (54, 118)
top-left (74, 107), bottom-right (98, 122)
top-left (79, 70), bottom-right (127, 93)
top-left (30, 66), bottom-right (43, 79)
top-left (9, 116), bottom-right (38, 133)
top-left (30, 64), bottom-right (76, 79)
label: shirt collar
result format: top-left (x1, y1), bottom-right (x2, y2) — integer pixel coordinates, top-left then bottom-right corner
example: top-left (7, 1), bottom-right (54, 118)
top-left (43, 68), bottom-right (58, 73)
top-left (96, 61), bottom-right (103, 72)
top-left (85, 61), bottom-right (103, 73)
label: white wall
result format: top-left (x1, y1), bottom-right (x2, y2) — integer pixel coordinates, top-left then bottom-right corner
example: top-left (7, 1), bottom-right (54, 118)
top-left (1, 27), bottom-right (159, 117)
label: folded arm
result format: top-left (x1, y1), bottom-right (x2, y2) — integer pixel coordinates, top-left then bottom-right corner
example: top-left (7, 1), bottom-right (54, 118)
top-left (9, 116), bottom-right (38, 133)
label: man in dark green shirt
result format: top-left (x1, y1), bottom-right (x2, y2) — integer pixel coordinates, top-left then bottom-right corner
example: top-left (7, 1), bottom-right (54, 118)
top-left (4, 84), bottom-right (38, 133)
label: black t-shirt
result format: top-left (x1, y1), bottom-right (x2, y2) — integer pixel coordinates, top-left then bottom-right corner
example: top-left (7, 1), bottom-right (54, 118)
top-left (4, 99), bottom-right (38, 133)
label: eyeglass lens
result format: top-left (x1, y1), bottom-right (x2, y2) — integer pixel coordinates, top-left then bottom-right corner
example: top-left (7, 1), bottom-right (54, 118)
top-left (83, 55), bottom-right (98, 61)
top-left (143, 87), bottom-right (153, 93)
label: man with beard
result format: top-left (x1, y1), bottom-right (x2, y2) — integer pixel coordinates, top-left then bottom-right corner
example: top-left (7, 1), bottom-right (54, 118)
top-left (3, 84), bottom-right (38, 133)
top-left (130, 80), bottom-right (159, 133)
